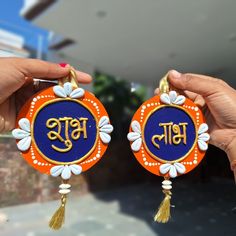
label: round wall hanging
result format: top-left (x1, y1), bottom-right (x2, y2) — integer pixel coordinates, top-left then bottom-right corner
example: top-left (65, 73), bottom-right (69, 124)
top-left (127, 74), bottom-right (210, 223)
top-left (12, 70), bottom-right (113, 229)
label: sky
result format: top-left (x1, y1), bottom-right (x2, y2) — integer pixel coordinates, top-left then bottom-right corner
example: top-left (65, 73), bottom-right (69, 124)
top-left (0, 0), bottom-right (49, 52)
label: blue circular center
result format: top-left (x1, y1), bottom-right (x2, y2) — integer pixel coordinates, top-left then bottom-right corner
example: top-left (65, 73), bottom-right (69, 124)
top-left (33, 99), bottom-right (97, 164)
top-left (143, 106), bottom-right (196, 162)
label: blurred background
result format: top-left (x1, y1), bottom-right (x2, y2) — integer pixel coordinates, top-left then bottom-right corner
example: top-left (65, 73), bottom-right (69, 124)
top-left (0, 0), bottom-right (236, 236)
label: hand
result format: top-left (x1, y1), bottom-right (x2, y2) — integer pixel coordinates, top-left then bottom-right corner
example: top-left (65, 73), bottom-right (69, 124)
top-left (0, 58), bottom-right (92, 132)
top-left (160, 70), bottom-right (236, 180)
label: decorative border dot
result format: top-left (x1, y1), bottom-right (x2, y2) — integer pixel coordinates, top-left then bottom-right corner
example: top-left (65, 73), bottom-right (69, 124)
top-left (141, 147), bottom-right (159, 166)
top-left (29, 95), bottom-right (55, 117)
top-left (83, 98), bottom-right (101, 118)
top-left (140, 102), bottom-right (160, 123)
top-left (30, 146), bottom-right (51, 166)
top-left (80, 141), bottom-right (102, 165)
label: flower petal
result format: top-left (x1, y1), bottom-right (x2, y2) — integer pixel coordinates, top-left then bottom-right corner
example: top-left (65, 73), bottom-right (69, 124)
top-left (198, 140), bottom-right (208, 151)
top-left (198, 123), bottom-right (208, 135)
top-left (169, 91), bottom-right (177, 103)
top-left (63, 82), bottom-right (73, 96)
top-left (131, 120), bottom-right (141, 134)
top-left (169, 165), bottom-right (178, 178)
top-left (69, 164), bottom-right (82, 175)
top-left (198, 133), bottom-right (210, 142)
top-left (100, 124), bottom-right (113, 133)
top-left (61, 165), bottom-right (72, 180)
top-left (160, 93), bottom-right (171, 104)
top-left (99, 116), bottom-right (109, 128)
top-left (127, 132), bottom-right (140, 141)
top-left (174, 162), bottom-right (186, 174)
top-left (17, 136), bottom-right (31, 151)
top-left (50, 165), bottom-right (64, 177)
top-left (70, 88), bottom-right (85, 98)
top-left (173, 95), bottom-right (186, 105)
top-left (53, 85), bottom-right (67, 98)
top-left (12, 129), bottom-right (30, 139)
top-left (100, 132), bottom-right (111, 144)
top-left (159, 163), bottom-right (172, 175)
top-left (18, 118), bottom-right (30, 132)
top-left (131, 138), bottom-right (142, 151)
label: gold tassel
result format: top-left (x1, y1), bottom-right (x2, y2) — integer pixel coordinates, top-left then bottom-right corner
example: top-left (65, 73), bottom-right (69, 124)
top-left (154, 177), bottom-right (173, 224)
top-left (154, 189), bottom-right (172, 223)
top-left (49, 194), bottom-right (67, 230)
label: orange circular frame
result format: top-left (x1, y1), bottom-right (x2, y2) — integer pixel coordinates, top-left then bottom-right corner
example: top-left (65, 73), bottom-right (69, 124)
top-left (129, 94), bottom-right (207, 176)
top-left (15, 87), bottom-right (110, 175)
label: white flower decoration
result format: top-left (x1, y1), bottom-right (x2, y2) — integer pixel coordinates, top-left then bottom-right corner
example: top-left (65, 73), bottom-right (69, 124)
top-left (127, 120), bottom-right (142, 151)
top-left (98, 116), bottom-right (113, 144)
top-left (53, 82), bottom-right (85, 99)
top-left (160, 162), bottom-right (186, 178)
top-left (197, 123), bottom-right (210, 151)
top-left (50, 164), bottom-right (82, 180)
top-left (160, 91), bottom-right (186, 105)
top-left (12, 118), bottom-right (31, 152)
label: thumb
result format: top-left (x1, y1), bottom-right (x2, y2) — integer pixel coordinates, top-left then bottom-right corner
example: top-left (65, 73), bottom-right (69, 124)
top-left (168, 70), bottom-right (227, 97)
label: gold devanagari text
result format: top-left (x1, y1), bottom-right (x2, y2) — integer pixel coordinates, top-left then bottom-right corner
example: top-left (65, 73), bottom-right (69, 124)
top-left (152, 122), bottom-right (188, 149)
top-left (46, 117), bottom-right (88, 152)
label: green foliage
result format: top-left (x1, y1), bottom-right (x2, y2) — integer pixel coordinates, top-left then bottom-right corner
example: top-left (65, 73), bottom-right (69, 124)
top-left (93, 72), bottom-right (147, 139)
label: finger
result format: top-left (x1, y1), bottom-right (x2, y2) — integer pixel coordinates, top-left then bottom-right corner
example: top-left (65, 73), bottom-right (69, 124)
top-left (60, 64), bottom-right (92, 84)
top-left (155, 87), bottom-right (206, 108)
top-left (13, 58), bottom-right (70, 78)
top-left (182, 90), bottom-right (198, 100)
top-left (74, 70), bottom-right (92, 84)
top-left (168, 70), bottom-right (229, 97)
top-left (183, 90), bottom-right (206, 107)
top-left (154, 88), bottom-right (160, 95)
top-left (187, 73), bottom-right (233, 89)
top-left (20, 60), bottom-right (92, 84)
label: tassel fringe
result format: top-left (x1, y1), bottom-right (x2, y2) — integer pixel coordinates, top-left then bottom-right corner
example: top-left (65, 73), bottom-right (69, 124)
top-left (154, 189), bottom-right (172, 223)
top-left (154, 177), bottom-right (173, 224)
top-left (49, 195), bottom-right (67, 230)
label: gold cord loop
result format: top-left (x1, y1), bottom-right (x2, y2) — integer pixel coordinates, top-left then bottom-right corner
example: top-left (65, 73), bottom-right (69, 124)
top-left (159, 73), bottom-right (170, 94)
top-left (59, 69), bottom-right (79, 88)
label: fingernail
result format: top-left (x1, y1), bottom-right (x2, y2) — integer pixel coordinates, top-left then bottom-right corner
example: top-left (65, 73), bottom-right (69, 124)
top-left (59, 63), bottom-right (67, 68)
top-left (170, 70), bottom-right (181, 79)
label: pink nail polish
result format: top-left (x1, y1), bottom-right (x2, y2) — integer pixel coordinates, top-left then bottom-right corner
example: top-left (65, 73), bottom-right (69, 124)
top-left (59, 63), bottom-right (67, 68)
